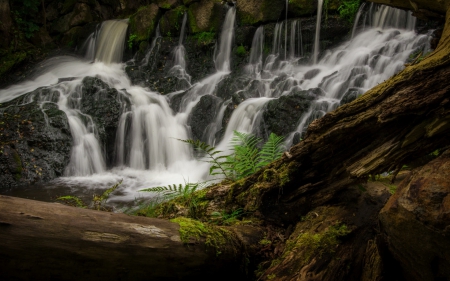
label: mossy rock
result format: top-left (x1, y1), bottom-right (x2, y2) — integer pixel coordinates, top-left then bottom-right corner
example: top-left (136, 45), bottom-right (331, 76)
top-left (129, 4), bottom-right (161, 44)
top-left (237, 0), bottom-right (285, 26)
top-left (188, 0), bottom-right (225, 33)
top-left (156, 0), bottom-right (180, 10)
top-left (160, 5), bottom-right (188, 37)
top-left (288, 0), bottom-right (317, 17)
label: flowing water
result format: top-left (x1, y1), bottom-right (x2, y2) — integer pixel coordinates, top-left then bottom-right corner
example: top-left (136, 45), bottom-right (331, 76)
top-left (0, 4), bottom-right (433, 206)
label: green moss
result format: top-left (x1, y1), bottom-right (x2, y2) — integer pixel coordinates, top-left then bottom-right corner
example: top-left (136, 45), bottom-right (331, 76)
top-left (12, 150), bottom-right (23, 181)
top-left (171, 217), bottom-right (236, 255)
top-left (291, 223), bottom-right (350, 263)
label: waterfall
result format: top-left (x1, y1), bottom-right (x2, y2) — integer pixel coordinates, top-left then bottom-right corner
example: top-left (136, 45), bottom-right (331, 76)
top-left (245, 26), bottom-right (264, 75)
top-left (215, 7), bottom-right (236, 72)
top-left (290, 21), bottom-right (297, 59)
top-left (0, 4), bottom-right (431, 203)
top-left (168, 13), bottom-right (191, 86)
top-left (141, 24), bottom-right (161, 66)
top-left (94, 20), bottom-right (129, 64)
top-left (351, 2), bottom-right (367, 39)
top-left (313, 0), bottom-right (324, 64)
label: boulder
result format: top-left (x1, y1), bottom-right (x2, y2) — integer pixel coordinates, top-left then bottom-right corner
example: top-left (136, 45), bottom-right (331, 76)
top-left (260, 88), bottom-right (322, 137)
top-left (188, 0), bottom-right (225, 33)
top-left (160, 5), bottom-right (188, 37)
top-left (188, 94), bottom-right (222, 142)
top-left (78, 77), bottom-right (132, 167)
top-left (156, 0), bottom-right (180, 10)
top-left (236, 0), bottom-right (285, 25)
top-left (0, 90), bottom-right (72, 188)
top-left (288, 0), bottom-right (317, 17)
top-left (379, 150), bottom-right (450, 281)
top-left (129, 4), bottom-right (161, 43)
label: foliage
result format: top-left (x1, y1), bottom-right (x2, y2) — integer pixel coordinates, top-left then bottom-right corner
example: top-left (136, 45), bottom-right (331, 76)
top-left (57, 180), bottom-right (122, 211)
top-left (210, 208), bottom-right (244, 225)
top-left (236, 45), bottom-right (246, 57)
top-left (11, 0), bottom-right (40, 39)
top-left (140, 181), bottom-right (208, 200)
top-left (93, 179), bottom-right (122, 210)
top-left (182, 131), bottom-right (285, 181)
top-left (128, 34), bottom-right (138, 49)
top-left (193, 31), bottom-right (215, 45)
top-left (56, 195), bottom-right (87, 208)
top-left (338, 0), bottom-right (362, 23)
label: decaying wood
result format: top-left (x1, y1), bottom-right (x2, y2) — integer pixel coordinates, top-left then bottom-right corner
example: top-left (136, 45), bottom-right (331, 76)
top-left (218, 7), bottom-right (450, 226)
top-left (0, 195), bottom-right (261, 281)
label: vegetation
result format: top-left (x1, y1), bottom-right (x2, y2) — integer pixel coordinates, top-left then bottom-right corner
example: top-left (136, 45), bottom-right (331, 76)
top-left (57, 180), bottom-right (122, 211)
top-left (181, 131), bottom-right (285, 182)
top-left (10, 0), bottom-right (40, 39)
top-left (128, 34), bottom-right (138, 49)
top-left (192, 31), bottom-right (216, 45)
top-left (338, 0), bottom-right (362, 23)
top-left (236, 45), bottom-right (246, 57)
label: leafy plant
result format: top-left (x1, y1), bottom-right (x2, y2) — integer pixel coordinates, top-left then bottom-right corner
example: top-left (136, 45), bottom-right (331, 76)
top-left (11, 0), bottom-right (40, 39)
top-left (236, 45), bottom-right (247, 57)
top-left (93, 179), bottom-right (122, 210)
top-left (140, 181), bottom-right (205, 200)
top-left (193, 31), bottom-right (216, 45)
top-left (56, 195), bottom-right (87, 208)
top-left (57, 180), bottom-right (122, 211)
top-left (338, 0), bottom-right (362, 23)
top-left (128, 34), bottom-right (137, 49)
top-left (210, 208), bottom-right (244, 225)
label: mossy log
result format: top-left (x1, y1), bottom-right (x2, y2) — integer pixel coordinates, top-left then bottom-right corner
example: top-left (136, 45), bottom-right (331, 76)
top-left (0, 195), bottom-right (263, 281)
top-left (214, 5), bottom-right (450, 227)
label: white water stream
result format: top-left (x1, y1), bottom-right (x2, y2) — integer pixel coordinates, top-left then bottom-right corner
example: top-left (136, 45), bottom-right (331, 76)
top-left (0, 4), bottom-right (432, 205)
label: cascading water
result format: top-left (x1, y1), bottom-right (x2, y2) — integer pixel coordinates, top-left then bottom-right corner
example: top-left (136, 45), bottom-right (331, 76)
top-left (313, 0), bottom-right (324, 64)
top-left (0, 4), bottom-right (433, 205)
top-left (168, 13), bottom-right (191, 86)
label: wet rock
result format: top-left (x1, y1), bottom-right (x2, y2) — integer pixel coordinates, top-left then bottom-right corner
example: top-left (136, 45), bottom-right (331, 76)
top-left (188, 0), bottom-right (225, 33)
top-left (379, 151), bottom-right (450, 281)
top-left (304, 68), bottom-right (321, 79)
top-left (260, 88), bottom-right (321, 137)
top-left (160, 6), bottom-right (188, 38)
top-left (78, 77), bottom-right (132, 167)
top-left (188, 94), bottom-right (222, 142)
top-left (0, 90), bottom-right (72, 188)
top-left (236, 0), bottom-right (285, 25)
top-left (340, 87), bottom-right (364, 105)
top-left (129, 4), bottom-right (161, 43)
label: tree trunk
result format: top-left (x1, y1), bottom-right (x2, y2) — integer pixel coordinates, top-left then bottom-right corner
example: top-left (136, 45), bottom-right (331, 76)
top-left (220, 6), bottom-right (450, 226)
top-left (0, 195), bottom-right (262, 281)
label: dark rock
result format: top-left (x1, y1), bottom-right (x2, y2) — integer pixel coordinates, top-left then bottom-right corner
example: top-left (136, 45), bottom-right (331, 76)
top-left (260, 88), bottom-right (321, 137)
top-left (0, 90), bottom-right (72, 188)
top-left (78, 77), bottom-right (132, 167)
top-left (188, 94), bottom-right (222, 142)
top-left (379, 151), bottom-right (450, 281)
top-left (340, 87), bottom-right (364, 105)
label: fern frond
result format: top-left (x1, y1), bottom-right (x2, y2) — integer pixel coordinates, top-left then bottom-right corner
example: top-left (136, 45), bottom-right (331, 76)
top-left (99, 179), bottom-right (123, 202)
top-left (257, 133), bottom-right (285, 168)
top-left (178, 138), bottom-right (233, 180)
top-left (229, 131), bottom-right (262, 179)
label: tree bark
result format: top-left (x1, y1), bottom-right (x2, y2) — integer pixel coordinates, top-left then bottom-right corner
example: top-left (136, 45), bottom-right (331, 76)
top-left (219, 6), bottom-right (450, 226)
top-left (0, 195), bottom-right (261, 281)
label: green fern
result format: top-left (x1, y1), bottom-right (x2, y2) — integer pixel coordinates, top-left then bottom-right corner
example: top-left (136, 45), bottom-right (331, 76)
top-left (179, 139), bottom-right (233, 180)
top-left (257, 133), bottom-right (285, 168)
top-left (140, 182), bottom-right (204, 199)
top-left (228, 131), bottom-right (261, 179)
top-left (57, 195), bottom-right (87, 208)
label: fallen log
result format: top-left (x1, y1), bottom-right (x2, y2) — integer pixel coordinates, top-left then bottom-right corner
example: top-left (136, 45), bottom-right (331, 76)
top-left (0, 195), bottom-right (262, 281)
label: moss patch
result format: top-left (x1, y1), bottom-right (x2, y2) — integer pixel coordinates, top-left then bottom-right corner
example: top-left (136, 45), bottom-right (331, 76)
top-left (171, 217), bottom-right (237, 255)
